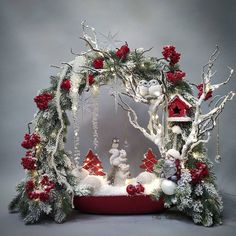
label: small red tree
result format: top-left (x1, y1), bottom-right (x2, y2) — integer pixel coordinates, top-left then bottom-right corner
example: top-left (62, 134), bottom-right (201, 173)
top-left (82, 149), bottom-right (106, 176)
top-left (140, 149), bottom-right (158, 172)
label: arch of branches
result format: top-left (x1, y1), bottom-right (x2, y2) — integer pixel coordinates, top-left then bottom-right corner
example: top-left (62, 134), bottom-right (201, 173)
top-left (9, 23), bottom-right (234, 226)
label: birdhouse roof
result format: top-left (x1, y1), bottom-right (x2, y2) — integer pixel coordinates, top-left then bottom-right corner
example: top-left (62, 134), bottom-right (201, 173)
top-left (168, 94), bottom-right (193, 108)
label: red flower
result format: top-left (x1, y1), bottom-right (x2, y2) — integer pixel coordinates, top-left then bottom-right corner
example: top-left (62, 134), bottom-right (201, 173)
top-left (162, 45), bottom-right (181, 65)
top-left (93, 58), bottom-right (104, 69)
top-left (166, 70), bottom-right (186, 83)
top-left (34, 93), bottom-right (53, 110)
top-left (21, 157), bottom-right (37, 170)
top-left (190, 162), bottom-right (209, 184)
top-left (116, 43), bottom-right (130, 60)
top-left (197, 83), bottom-right (213, 101)
top-left (39, 192), bottom-right (50, 202)
top-left (88, 74), bottom-right (95, 86)
top-left (60, 79), bottom-right (71, 90)
top-left (21, 133), bottom-right (40, 149)
top-left (25, 180), bottom-right (35, 192)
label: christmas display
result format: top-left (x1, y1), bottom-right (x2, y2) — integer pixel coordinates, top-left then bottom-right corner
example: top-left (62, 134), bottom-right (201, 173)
top-left (9, 22), bottom-right (235, 226)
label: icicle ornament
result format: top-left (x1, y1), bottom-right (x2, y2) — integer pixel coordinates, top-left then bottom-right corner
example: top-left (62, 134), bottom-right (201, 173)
top-left (69, 56), bottom-right (86, 166)
top-left (215, 118), bottom-right (221, 163)
top-left (91, 88), bottom-right (99, 150)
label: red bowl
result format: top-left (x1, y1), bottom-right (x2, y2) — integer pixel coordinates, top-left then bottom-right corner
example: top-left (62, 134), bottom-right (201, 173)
top-left (74, 195), bottom-right (165, 214)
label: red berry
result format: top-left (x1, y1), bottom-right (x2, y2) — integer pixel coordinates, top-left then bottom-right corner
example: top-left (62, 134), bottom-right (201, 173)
top-left (88, 74), bottom-right (95, 86)
top-left (93, 58), bottom-right (104, 69)
top-left (21, 140), bottom-right (32, 149)
top-left (24, 134), bottom-right (31, 140)
top-left (39, 192), bottom-right (49, 202)
top-left (166, 70), bottom-right (186, 83)
top-left (60, 79), bottom-right (71, 91)
top-left (162, 45), bottom-right (181, 65)
top-left (126, 184), bottom-right (137, 195)
top-left (41, 175), bottom-right (49, 185)
top-left (34, 93), bottom-right (53, 110)
top-left (33, 192), bottom-right (39, 199)
top-left (27, 192), bottom-right (34, 200)
top-left (25, 180), bottom-right (35, 192)
top-left (136, 183), bottom-right (145, 194)
top-left (21, 157), bottom-right (37, 170)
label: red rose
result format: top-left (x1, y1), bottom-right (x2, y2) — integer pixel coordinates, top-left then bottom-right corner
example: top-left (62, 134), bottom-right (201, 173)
top-left (60, 79), bottom-right (71, 90)
top-left (93, 58), bottom-right (104, 69)
top-left (166, 70), bottom-right (186, 83)
top-left (116, 43), bottom-right (130, 60)
top-left (197, 83), bottom-right (213, 101)
top-left (88, 74), bottom-right (95, 86)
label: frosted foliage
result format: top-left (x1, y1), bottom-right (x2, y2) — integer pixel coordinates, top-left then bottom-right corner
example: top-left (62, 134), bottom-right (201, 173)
top-left (92, 95), bottom-right (99, 150)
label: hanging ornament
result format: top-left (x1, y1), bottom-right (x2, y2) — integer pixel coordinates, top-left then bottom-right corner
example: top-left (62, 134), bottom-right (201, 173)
top-left (215, 117), bottom-right (221, 163)
top-left (92, 87), bottom-right (99, 150)
top-left (69, 72), bottom-right (81, 166)
top-left (140, 149), bottom-right (158, 172)
top-left (99, 31), bottom-right (122, 50)
top-left (123, 115), bottom-right (129, 148)
top-left (161, 179), bottom-right (177, 195)
top-left (114, 75), bottom-right (118, 113)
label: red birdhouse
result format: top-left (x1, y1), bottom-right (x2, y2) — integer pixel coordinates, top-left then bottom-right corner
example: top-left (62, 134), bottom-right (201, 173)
top-left (168, 95), bottom-right (192, 122)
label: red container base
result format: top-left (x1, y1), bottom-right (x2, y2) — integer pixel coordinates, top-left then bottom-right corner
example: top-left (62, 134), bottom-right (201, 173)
top-left (74, 195), bottom-right (165, 215)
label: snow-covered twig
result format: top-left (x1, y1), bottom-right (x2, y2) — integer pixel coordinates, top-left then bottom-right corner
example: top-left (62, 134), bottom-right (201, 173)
top-left (47, 65), bottom-right (74, 204)
top-left (181, 46), bottom-right (235, 160)
top-left (118, 94), bottom-right (165, 157)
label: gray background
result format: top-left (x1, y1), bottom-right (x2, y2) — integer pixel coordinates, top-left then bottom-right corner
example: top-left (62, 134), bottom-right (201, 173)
top-left (0, 0), bottom-right (236, 235)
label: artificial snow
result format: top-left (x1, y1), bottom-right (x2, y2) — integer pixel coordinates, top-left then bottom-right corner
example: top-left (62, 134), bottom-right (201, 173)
top-left (90, 177), bottom-right (161, 196)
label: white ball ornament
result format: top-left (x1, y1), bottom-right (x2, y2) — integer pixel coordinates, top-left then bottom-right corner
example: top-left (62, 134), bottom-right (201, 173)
top-left (72, 167), bottom-right (89, 180)
top-left (136, 171), bottom-right (156, 184)
top-left (171, 125), bottom-right (182, 134)
top-left (81, 175), bottom-right (102, 192)
top-left (161, 179), bottom-right (177, 195)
